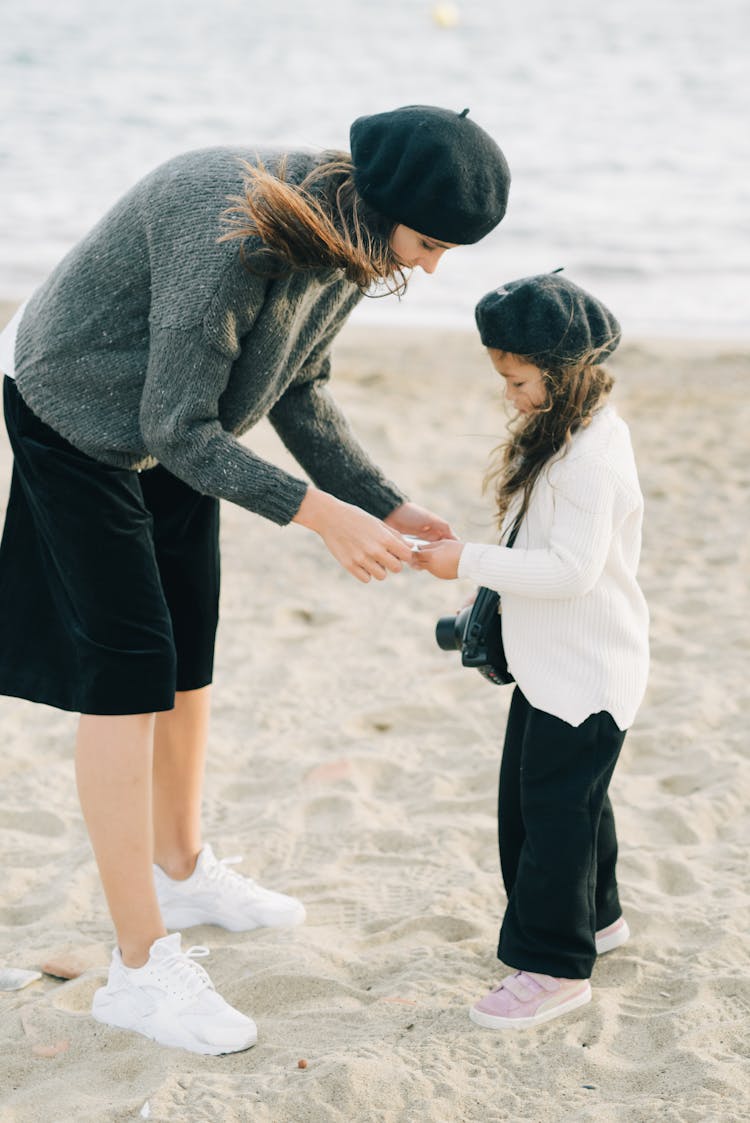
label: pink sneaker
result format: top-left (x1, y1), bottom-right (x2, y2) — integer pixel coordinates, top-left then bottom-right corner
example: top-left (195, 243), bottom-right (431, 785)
top-left (595, 916), bottom-right (630, 955)
top-left (470, 971), bottom-right (591, 1030)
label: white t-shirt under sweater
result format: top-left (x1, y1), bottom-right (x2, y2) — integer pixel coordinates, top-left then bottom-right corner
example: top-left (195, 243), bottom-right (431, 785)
top-left (0, 301), bottom-right (25, 379)
top-left (457, 404), bottom-right (649, 729)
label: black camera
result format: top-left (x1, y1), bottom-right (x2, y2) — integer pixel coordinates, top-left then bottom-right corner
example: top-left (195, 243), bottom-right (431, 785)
top-left (435, 586), bottom-right (514, 686)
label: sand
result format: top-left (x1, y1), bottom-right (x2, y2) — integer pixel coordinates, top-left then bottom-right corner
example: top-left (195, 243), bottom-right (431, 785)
top-left (0, 304), bottom-right (748, 1122)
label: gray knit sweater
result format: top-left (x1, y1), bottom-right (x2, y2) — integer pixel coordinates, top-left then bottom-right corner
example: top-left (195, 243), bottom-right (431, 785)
top-left (14, 147), bottom-right (405, 525)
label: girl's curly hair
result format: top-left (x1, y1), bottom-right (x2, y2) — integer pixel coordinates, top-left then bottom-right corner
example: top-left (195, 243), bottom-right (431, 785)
top-left (485, 346), bottom-right (616, 534)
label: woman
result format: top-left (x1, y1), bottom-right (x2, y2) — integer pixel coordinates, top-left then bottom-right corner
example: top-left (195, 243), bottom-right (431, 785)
top-left (0, 105), bottom-right (510, 1054)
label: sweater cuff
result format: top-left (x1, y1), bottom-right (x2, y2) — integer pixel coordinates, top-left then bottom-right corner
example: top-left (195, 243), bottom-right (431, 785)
top-left (352, 479), bottom-right (407, 520)
top-left (457, 542), bottom-right (503, 586)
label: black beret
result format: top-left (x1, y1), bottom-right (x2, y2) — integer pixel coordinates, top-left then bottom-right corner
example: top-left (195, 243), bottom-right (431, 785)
top-left (475, 272), bottom-right (621, 367)
top-left (350, 105), bottom-right (510, 245)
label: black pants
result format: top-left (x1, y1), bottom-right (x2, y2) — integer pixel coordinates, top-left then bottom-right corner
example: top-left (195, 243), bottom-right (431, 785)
top-left (0, 377), bottom-right (220, 715)
top-left (497, 687), bottom-right (626, 979)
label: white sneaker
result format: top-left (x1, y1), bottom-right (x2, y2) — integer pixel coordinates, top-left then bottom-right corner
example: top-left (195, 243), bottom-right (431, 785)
top-left (91, 933), bottom-right (257, 1055)
top-left (154, 844), bottom-right (306, 932)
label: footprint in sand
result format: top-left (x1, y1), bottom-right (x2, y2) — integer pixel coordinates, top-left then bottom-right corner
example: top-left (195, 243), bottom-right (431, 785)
top-left (305, 756), bottom-right (409, 796)
top-left (645, 805), bottom-right (702, 846)
top-left (246, 972), bottom-right (368, 1015)
top-left (362, 913), bottom-right (481, 944)
top-left (654, 856), bottom-right (700, 896)
top-left (273, 605), bottom-right (342, 628)
top-left (302, 793), bottom-right (359, 831)
top-left (0, 808), bottom-right (66, 837)
top-left (49, 972), bottom-right (103, 1015)
top-left (344, 702), bottom-right (472, 744)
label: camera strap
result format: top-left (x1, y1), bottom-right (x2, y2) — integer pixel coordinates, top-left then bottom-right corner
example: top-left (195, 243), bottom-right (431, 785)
top-left (503, 511), bottom-right (522, 550)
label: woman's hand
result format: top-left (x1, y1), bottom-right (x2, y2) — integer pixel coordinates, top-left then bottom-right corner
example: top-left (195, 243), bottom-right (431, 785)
top-left (384, 502), bottom-right (456, 542)
top-left (412, 539), bottom-right (465, 580)
top-left (293, 487), bottom-right (413, 583)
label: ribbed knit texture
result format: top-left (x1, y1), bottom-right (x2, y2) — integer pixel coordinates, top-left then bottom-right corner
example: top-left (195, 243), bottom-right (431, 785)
top-left (13, 147), bottom-right (406, 525)
top-left (457, 406), bottom-right (649, 728)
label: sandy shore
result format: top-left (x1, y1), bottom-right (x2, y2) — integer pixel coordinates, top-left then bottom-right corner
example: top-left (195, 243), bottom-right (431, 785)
top-left (1, 305), bottom-right (748, 1122)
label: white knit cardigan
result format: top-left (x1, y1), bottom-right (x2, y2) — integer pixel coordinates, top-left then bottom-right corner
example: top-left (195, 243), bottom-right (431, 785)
top-left (457, 405), bottom-right (649, 729)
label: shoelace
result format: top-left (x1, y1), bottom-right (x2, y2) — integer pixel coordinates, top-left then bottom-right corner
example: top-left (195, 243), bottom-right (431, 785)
top-left (209, 855), bottom-right (261, 894)
top-left (157, 945), bottom-right (213, 998)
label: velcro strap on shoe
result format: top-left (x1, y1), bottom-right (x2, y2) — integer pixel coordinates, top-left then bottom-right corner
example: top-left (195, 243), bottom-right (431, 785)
top-left (502, 972), bottom-right (544, 1000)
top-left (524, 972), bottom-right (561, 993)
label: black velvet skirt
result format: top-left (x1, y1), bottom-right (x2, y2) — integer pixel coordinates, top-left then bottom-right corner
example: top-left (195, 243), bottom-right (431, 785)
top-left (0, 377), bottom-right (220, 714)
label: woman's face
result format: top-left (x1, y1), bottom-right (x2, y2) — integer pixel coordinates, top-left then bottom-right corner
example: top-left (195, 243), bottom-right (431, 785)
top-left (389, 225), bottom-right (457, 273)
top-left (488, 350), bottom-right (548, 414)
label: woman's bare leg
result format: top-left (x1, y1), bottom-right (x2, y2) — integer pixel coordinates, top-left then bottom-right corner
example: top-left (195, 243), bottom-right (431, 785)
top-left (75, 712), bottom-right (165, 967)
top-left (152, 685), bottom-right (211, 880)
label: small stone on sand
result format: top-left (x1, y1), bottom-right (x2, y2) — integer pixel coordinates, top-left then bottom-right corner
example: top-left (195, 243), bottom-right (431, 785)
top-left (41, 949), bottom-right (100, 980)
top-left (31, 1040), bottom-right (70, 1058)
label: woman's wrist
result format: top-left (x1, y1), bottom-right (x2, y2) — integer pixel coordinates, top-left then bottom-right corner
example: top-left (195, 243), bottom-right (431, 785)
top-left (291, 486), bottom-right (340, 533)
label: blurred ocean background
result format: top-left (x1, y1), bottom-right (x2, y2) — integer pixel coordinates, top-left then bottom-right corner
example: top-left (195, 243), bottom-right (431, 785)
top-left (1, 0), bottom-right (748, 338)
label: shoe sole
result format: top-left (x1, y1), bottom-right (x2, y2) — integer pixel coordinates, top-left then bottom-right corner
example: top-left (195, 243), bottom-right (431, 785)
top-left (469, 983), bottom-right (592, 1030)
top-left (92, 991), bottom-right (258, 1056)
top-left (595, 918), bottom-right (631, 955)
top-left (158, 905), bottom-right (306, 932)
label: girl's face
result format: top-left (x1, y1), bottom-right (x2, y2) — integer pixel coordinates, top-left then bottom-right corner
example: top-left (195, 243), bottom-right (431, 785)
top-left (389, 225), bottom-right (457, 273)
top-left (488, 350), bottom-right (548, 414)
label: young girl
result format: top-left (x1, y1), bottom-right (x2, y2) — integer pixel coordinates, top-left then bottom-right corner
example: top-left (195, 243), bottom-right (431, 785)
top-left (414, 272), bottom-right (649, 1029)
top-left (0, 105), bottom-right (510, 1054)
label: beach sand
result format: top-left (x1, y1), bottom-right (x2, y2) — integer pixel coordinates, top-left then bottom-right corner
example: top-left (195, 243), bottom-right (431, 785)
top-left (1, 304), bottom-right (748, 1122)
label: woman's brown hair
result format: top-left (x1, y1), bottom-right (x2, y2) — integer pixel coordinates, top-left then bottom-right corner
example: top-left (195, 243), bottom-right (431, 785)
top-left (485, 347), bottom-right (615, 535)
top-left (219, 151), bottom-right (408, 295)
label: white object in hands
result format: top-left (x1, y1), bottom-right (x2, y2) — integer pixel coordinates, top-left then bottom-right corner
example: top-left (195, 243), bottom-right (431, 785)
top-left (403, 535), bottom-right (431, 552)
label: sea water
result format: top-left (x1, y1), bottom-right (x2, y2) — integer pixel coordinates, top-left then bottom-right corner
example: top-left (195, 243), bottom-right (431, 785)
top-left (1, 0), bottom-right (748, 338)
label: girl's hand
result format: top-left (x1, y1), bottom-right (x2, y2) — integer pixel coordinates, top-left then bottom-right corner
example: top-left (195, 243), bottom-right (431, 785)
top-left (384, 502), bottom-right (456, 542)
top-left (293, 487), bottom-right (413, 583)
top-left (412, 539), bottom-right (465, 580)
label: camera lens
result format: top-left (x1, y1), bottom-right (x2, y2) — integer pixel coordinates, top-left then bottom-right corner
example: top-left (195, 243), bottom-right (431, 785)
top-left (435, 606), bottom-right (469, 651)
top-left (435, 615), bottom-right (459, 650)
